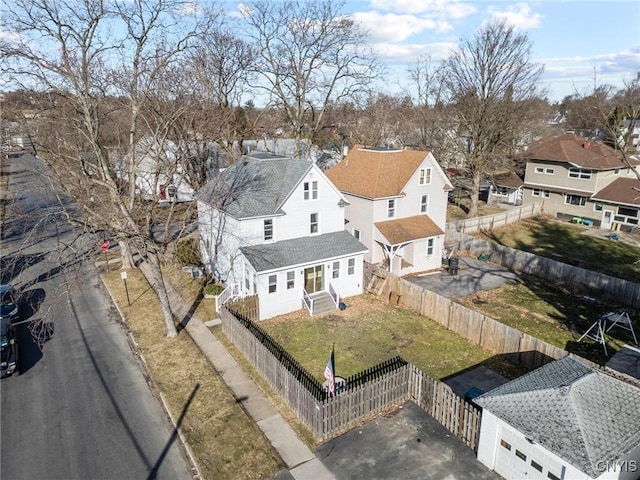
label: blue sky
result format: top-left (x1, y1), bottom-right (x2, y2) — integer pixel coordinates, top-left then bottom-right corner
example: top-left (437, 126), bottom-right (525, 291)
top-left (332, 0), bottom-right (640, 102)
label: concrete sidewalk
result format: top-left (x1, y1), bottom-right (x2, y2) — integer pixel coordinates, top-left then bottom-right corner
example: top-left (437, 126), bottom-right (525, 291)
top-left (148, 265), bottom-right (334, 480)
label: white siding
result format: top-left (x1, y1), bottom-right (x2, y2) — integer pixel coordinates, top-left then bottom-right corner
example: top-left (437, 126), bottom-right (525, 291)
top-left (253, 252), bottom-right (365, 320)
top-left (478, 413), bottom-right (626, 480)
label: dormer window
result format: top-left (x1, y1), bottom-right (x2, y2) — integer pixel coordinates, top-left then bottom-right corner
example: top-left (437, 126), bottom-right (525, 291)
top-left (303, 181), bottom-right (318, 200)
top-left (419, 168), bottom-right (432, 185)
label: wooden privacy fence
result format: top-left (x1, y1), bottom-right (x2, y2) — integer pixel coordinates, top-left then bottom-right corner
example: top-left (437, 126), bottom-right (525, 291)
top-left (409, 365), bottom-right (481, 449)
top-left (446, 202), bottom-right (543, 239)
top-left (383, 274), bottom-right (568, 370)
top-left (219, 308), bottom-right (482, 446)
top-left (454, 235), bottom-right (640, 309)
top-left (226, 294), bottom-right (259, 321)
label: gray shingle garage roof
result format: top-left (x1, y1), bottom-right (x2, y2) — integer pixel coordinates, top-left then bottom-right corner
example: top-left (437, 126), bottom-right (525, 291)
top-left (240, 231), bottom-right (367, 273)
top-left (474, 356), bottom-right (640, 477)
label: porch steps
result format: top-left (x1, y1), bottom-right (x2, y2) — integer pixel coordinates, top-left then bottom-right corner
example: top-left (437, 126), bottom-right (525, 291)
top-left (311, 292), bottom-right (338, 315)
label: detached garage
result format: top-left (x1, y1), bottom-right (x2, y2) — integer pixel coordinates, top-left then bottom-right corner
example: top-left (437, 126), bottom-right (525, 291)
top-left (474, 357), bottom-right (640, 480)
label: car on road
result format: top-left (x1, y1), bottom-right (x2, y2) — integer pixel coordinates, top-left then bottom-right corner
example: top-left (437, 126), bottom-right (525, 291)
top-left (1, 284), bottom-right (19, 377)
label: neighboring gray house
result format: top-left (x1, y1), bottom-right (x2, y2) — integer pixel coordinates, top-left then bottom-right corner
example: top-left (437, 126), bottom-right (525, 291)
top-left (475, 357), bottom-right (640, 480)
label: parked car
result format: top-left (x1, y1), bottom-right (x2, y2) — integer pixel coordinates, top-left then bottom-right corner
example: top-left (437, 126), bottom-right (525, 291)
top-left (1, 284), bottom-right (19, 377)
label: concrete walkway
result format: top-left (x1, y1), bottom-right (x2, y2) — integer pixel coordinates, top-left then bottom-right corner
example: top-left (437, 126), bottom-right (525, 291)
top-left (140, 264), bottom-right (334, 480)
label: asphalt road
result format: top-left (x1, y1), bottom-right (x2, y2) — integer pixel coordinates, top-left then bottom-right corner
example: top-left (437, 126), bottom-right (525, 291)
top-left (1, 154), bottom-right (193, 480)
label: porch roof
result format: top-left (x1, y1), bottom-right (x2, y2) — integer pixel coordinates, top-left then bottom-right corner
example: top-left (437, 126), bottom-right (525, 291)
top-left (374, 215), bottom-right (444, 246)
top-left (240, 230), bottom-right (368, 273)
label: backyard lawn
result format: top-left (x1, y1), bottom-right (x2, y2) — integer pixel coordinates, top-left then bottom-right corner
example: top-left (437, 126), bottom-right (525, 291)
top-left (260, 294), bottom-right (526, 382)
top-left (457, 275), bottom-right (640, 365)
top-left (476, 216), bottom-right (640, 283)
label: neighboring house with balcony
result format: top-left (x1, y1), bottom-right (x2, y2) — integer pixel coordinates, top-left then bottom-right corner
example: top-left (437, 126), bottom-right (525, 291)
top-left (325, 145), bottom-right (452, 276)
top-left (522, 134), bottom-right (640, 229)
top-left (196, 151), bottom-right (367, 320)
top-left (475, 356), bottom-right (640, 480)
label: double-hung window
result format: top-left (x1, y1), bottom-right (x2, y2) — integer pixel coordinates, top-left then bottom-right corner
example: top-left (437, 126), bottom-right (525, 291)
top-left (348, 258), bottom-right (355, 275)
top-left (387, 199), bottom-right (396, 218)
top-left (420, 194), bottom-right (429, 213)
top-left (268, 275), bottom-right (277, 293)
top-left (263, 219), bottom-right (273, 241)
top-left (419, 168), bottom-right (432, 185)
top-left (303, 181), bottom-right (318, 200)
top-left (426, 238), bottom-right (434, 256)
top-left (332, 261), bottom-right (339, 279)
top-left (310, 213), bottom-right (319, 234)
top-left (287, 271), bottom-right (295, 289)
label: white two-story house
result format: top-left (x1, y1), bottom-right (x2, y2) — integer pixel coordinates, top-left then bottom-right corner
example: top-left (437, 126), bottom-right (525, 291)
top-left (522, 134), bottom-right (640, 229)
top-left (197, 152), bottom-right (367, 320)
top-left (326, 146), bottom-right (452, 276)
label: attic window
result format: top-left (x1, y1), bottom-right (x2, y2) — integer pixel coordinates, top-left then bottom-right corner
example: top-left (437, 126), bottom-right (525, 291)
top-left (419, 168), bottom-right (432, 185)
top-left (304, 181), bottom-right (318, 200)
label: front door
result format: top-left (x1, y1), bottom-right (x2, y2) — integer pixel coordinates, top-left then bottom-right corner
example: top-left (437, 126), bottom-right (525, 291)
top-left (602, 209), bottom-right (614, 229)
top-left (304, 265), bottom-right (323, 293)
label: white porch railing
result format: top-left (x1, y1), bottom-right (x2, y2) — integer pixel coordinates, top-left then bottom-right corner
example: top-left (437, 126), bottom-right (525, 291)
top-left (215, 285), bottom-right (233, 312)
top-left (328, 282), bottom-right (340, 308)
top-left (302, 289), bottom-right (314, 314)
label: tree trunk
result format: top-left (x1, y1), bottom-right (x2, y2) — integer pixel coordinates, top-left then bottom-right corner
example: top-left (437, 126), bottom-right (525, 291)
top-left (468, 170), bottom-right (481, 218)
top-left (140, 251), bottom-right (178, 338)
top-left (118, 240), bottom-right (135, 269)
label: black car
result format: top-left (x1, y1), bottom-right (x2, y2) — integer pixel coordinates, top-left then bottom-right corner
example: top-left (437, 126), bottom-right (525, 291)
top-left (1, 284), bottom-right (19, 377)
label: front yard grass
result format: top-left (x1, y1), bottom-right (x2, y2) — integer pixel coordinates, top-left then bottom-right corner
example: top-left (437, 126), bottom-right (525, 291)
top-left (457, 276), bottom-right (640, 365)
top-left (477, 216), bottom-right (640, 283)
top-left (260, 294), bottom-right (526, 382)
top-left (102, 269), bottom-right (283, 480)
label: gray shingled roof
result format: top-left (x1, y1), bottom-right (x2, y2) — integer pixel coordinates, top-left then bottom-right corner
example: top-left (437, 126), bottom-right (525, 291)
top-left (240, 231), bottom-right (367, 273)
top-left (474, 357), bottom-right (640, 477)
top-left (197, 155), bottom-right (313, 219)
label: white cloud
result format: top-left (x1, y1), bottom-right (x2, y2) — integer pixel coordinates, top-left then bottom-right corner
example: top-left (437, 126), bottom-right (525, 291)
top-left (370, 0), bottom-right (477, 19)
top-left (373, 40), bottom-right (455, 65)
top-left (486, 3), bottom-right (543, 30)
top-left (353, 11), bottom-right (451, 43)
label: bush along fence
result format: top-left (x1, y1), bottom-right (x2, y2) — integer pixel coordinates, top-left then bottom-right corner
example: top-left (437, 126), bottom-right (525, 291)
top-left (219, 307), bottom-right (481, 447)
top-left (452, 234), bottom-right (640, 310)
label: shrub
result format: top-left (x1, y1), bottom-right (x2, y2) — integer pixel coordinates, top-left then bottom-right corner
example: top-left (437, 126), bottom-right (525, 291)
top-left (203, 283), bottom-right (224, 296)
top-left (176, 237), bottom-right (201, 266)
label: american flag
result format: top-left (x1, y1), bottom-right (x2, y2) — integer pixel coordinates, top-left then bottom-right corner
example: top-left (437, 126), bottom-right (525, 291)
top-left (324, 349), bottom-right (335, 396)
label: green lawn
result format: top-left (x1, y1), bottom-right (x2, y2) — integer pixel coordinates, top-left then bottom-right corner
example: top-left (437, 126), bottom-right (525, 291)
top-left (458, 276), bottom-right (640, 365)
top-left (261, 295), bottom-right (526, 382)
top-left (477, 216), bottom-right (640, 282)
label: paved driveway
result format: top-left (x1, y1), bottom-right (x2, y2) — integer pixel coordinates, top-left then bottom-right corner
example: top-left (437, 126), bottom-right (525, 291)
top-left (406, 256), bottom-right (520, 299)
top-left (315, 402), bottom-right (499, 480)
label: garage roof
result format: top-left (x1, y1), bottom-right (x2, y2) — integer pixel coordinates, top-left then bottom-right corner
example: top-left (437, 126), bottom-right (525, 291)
top-left (475, 356), bottom-right (640, 478)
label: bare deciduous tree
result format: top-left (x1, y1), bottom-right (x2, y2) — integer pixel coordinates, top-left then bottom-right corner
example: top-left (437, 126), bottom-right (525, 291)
top-left (0, 0), bottom-right (214, 337)
top-left (241, 0), bottom-right (381, 157)
top-left (442, 20), bottom-right (544, 217)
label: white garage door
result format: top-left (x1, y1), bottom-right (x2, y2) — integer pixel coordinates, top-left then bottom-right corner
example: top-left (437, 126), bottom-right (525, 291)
top-left (495, 425), bottom-right (566, 480)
